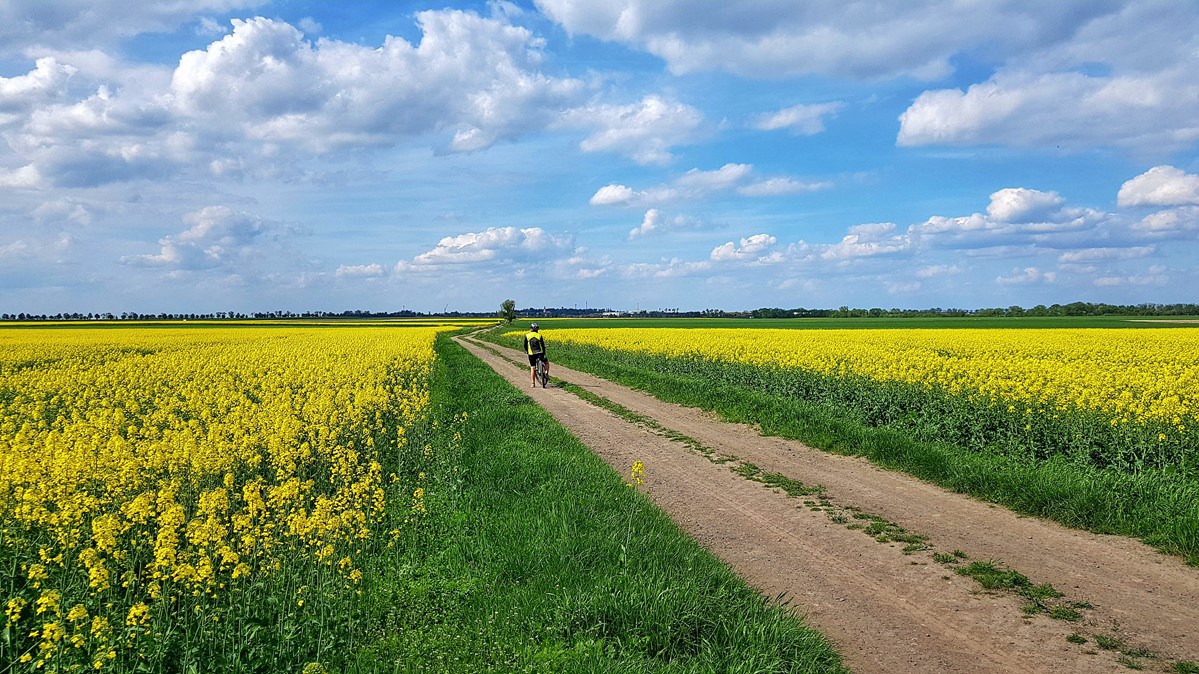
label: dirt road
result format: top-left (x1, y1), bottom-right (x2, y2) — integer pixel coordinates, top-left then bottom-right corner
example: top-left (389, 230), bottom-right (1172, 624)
top-left (457, 336), bottom-right (1199, 673)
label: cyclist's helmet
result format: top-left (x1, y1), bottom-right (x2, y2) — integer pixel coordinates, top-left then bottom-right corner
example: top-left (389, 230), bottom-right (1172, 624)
top-left (530, 323), bottom-right (539, 330)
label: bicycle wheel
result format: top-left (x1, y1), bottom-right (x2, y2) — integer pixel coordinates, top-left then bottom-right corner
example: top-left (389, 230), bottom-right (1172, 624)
top-left (537, 359), bottom-right (548, 388)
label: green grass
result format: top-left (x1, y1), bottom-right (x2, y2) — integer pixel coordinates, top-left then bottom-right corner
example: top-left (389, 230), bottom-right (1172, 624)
top-left (488, 335), bottom-right (1199, 565)
top-left (345, 335), bottom-right (848, 673)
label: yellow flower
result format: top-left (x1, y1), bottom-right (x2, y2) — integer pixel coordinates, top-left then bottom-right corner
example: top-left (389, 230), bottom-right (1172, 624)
top-left (125, 603), bottom-right (150, 627)
top-left (66, 604), bottom-right (89, 623)
top-left (6, 597), bottom-right (27, 626)
top-left (34, 591), bottom-right (60, 617)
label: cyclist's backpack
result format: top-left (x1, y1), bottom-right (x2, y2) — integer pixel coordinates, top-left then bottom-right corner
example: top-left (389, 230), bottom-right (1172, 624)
top-left (528, 335), bottom-right (544, 354)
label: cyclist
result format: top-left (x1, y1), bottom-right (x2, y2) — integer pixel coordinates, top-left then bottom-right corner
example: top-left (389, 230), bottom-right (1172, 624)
top-left (523, 323), bottom-right (549, 387)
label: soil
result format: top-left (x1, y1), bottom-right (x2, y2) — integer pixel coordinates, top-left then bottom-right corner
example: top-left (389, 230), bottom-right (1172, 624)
top-left (457, 336), bottom-right (1199, 673)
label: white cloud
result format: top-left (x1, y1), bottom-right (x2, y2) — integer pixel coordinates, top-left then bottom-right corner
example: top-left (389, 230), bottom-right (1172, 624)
top-left (737, 177), bottom-right (832, 197)
top-left (986, 188), bottom-right (1065, 223)
top-left (1092, 266), bottom-right (1168, 288)
top-left (1118, 166), bottom-right (1199, 207)
top-left (628, 209), bottom-right (661, 239)
top-left (0, 58), bottom-right (76, 119)
top-left (535, 1), bottom-right (1128, 81)
top-left (33, 199), bottom-right (92, 226)
top-left (996, 267), bottom-right (1057, 286)
top-left (589, 183), bottom-right (642, 206)
top-left (0, 0), bottom-right (264, 53)
top-left (170, 14), bottom-right (582, 155)
top-left (820, 222), bottom-right (908, 260)
top-left (404, 226), bottom-right (573, 268)
top-left (590, 163), bottom-right (826, 207)
top-left (898, 68), bottom-right (1199, 155)
top-left (1058, 247), bottom-right (1154, 264)
top-left (564, 95), bottom-right (703, 165)
top-left (675, 163), bottom-right (752, 190)
top-left (335, 263), bottom-right (385, 278)
top-left (2, 10), bottom-right (589, 189)
top-left (887, 2), bottom-right (1199, 155)
top-left (622, 257), bottom-right (712, 279)
top-left (120, 205), bottom-right (297, 272)
top-left (0, 165), bottom-right (44, 189)
top-left (753, 102), bottom-right (843, 135)
top-left (1131, 207), bottom-right (1199, 236)
top-left (910, 187), bottom-right (1101, 249)
top-left (915, 264), bottom-right (960, 278)
top-left (710, 234), bottom-right (777, 262)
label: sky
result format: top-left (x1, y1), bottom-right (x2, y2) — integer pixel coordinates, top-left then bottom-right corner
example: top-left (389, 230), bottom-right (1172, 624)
top-left (2, 0), bottom-right (1198, 314)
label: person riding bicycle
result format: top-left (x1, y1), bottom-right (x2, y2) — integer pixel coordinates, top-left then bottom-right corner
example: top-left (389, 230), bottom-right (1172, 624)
top-left (523, 323), bottom-right (549, 387)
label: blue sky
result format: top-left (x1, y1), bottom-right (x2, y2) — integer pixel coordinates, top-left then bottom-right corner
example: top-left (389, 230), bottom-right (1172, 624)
top-left (2, 1), bottom-right (1198, 314)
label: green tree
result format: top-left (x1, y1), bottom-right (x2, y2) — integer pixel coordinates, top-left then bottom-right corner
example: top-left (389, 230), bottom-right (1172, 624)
top-left (499, 299), bottom-right (517, 323)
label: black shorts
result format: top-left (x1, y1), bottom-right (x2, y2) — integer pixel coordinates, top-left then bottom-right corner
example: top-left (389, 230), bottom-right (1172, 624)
top-left (528, 353), bottom-right (547, 366)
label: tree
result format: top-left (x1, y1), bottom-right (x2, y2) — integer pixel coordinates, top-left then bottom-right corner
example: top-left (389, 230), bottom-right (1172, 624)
top-left (499, 299), bottom-right (517, 323)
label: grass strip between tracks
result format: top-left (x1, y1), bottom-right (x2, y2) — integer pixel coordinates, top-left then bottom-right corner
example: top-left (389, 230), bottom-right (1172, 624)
top-left (348, 334), bottom-right (847, 672)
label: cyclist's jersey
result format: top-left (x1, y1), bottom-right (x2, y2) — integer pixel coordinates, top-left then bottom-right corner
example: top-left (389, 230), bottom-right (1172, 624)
top-left (523, 331), bottom-right (546, 356)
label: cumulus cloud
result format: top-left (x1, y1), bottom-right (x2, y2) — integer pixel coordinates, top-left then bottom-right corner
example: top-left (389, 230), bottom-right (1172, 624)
top-left (627, 209), bottom-right (707, 240)
top-left (169, 13), bottom-right (582, 154)
top-left (996, 267), bottom-right (1057, 285)
top-left (2, 10), bottom-right (590, 189)
top-left (710, 234), bottom-right (777, 262)
top-left (915, 264), bottom-right (960, 278)
top-left (1058, 247), bottom-right (1154, 264)
top-left (590, 163), bottom-right (827, 207)
top-left (753, 102), bottom-right (844, 135)
top-left (910, 187), bottom-right (1101, 249)
top-left (0, 165), bottom-right (44, 189)
top-left (1131, 206), bottom-right (1199, 236)
top-left (1118, 166), bottom-right (1199, 207)
top-left (401, 226), bottom-right (574, 268)
top-left (335, 263), bottom-right (385, 278)
top-left (628, 209), bottom-right (661, 239)
top-left (1093, 266), bottom-right (1168, 287)
top-left (737, 177), bottom-right (832, 197)
top-left (622, 257), bottom-right (712, 279)
top-left (897, 68), bottom-right (1199, 153)
top-left (0, 0), bottom-right (263, 54)
top-left (0, 58), bottom-right (76, 120)
top-left (534, 1), bottom-right (1111, 80)
top-left (590, 183), bottom-right (645, 206)
top-left (675, 163), bottom-right (752, 190)
top-left (820, 222), bottom-right (908, 261)
top-left (986, 188), bottom-right (1066, 223)
top-left (563, 95), bottom-right (703, 165)
top-left (895, 2), bottom-right (1199, 156)
top-left (121, 205), bottom-right (283, 269)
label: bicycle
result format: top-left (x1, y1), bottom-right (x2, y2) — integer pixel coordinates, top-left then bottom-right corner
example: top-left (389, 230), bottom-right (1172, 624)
top-left (534, 357), bottom-right (549, 388)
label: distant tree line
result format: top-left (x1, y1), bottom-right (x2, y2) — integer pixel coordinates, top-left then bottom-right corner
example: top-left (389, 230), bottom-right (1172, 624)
top-left (0, 309), bottom-right (430, 321)
top-left (750, 302), bottom-right (1199, 318)
top-left (3, 301), bottom-right (1196, 322)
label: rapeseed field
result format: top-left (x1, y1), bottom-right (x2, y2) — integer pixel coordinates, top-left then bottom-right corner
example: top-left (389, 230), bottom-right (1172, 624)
top-left (538, 327), bottom-right (1199, 473)
top-left (0, 326), bottom-right (445, 671)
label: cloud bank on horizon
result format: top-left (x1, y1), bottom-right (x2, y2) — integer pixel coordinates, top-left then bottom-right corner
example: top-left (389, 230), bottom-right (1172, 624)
top-left (1, 0), bottom-right (1197, 313)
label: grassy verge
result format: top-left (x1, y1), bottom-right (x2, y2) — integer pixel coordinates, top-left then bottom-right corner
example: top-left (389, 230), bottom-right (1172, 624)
top-left (480, 331), bottom-right (1199, 566)
top-left (344, 335), bottom-right (847, 672)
